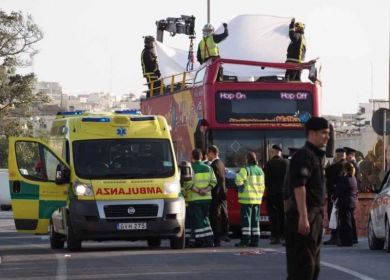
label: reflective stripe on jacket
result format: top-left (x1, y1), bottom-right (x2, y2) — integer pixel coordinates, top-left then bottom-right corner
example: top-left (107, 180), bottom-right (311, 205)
top-left (235, 165), bottom-right (265, 204)
top-left (187, 161), bottom-right (217, 203)
top-left (199, 36), bottom-right (219, 62)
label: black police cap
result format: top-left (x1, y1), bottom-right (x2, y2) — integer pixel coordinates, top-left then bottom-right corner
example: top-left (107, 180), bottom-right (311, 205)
top-left (272, 144), bottom-right (283, 152)
top-left (343, 147), bottom-right (356, 154)
top-left (335, 148), bottom-right (346, 153)
top-left (305, 117), bottom-right (329, 131)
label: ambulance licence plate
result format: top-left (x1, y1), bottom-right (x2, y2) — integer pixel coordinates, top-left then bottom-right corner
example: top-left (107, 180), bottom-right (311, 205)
top-left (117, 222), bottom-right (147, 230)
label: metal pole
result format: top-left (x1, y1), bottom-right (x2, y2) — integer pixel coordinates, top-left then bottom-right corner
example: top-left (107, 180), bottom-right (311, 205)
top-left (383, 109), bottom-right (387, 172)
top-left (207, 0), bottom-right (210, 23)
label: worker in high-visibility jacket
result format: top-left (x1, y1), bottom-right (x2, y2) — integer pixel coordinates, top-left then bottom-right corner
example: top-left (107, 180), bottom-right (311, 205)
top-left (235, 151), bottom-right (265, 247)
top-left (141, 35), bottom-right (161, 98)
top-left (187, 148), bottom-right (217, 247)
top-left (197, 23), bottom-right (228, 65)
top-left (285, 18), bottom-right (306, 81)
top-left (179, 160), bottom-right (195, 247)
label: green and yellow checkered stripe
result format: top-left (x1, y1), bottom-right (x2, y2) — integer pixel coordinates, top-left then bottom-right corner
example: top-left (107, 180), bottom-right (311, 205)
top-left (10, 181), bottom-right (66, 234)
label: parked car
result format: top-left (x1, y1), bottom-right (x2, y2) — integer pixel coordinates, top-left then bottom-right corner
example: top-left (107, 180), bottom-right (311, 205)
top-left (368, 170), bottom-right (390, 251)
top-left (0, 169), bottom-right (11, 211)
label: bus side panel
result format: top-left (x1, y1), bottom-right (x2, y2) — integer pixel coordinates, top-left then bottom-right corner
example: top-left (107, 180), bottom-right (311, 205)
top-left (141, 88), bottom-right (204, 162)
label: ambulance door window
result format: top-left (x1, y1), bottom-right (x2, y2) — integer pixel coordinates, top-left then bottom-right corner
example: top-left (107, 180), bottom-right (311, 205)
top-left (15, 141), bottom-right (47, 181)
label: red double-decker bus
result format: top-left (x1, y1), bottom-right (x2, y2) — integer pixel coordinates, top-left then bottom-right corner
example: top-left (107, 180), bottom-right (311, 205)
top-left (141, 58), bottom-right (321, 235)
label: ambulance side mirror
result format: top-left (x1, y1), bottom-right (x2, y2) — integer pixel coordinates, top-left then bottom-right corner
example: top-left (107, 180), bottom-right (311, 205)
top-left (55, 164), bottom-right (70, 185)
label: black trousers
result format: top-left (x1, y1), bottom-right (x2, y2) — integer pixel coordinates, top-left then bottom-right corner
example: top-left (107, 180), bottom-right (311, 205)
top-left (286, 209), bottom-right (323, 280)
top-left (145, 76), bottom-right (161, 98)
top-left (285, 69), bottom-right (302, 81)
top-left (337, 207), bottom-right (355, 246)
top-left (267, 194), bottom-right (285, 239)
top-left (209, 200), bottom-right (229, 244)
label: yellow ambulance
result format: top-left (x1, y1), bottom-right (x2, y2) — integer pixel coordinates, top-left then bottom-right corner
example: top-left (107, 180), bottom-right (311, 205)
top-left (8, 110), bottom-right (185, 251)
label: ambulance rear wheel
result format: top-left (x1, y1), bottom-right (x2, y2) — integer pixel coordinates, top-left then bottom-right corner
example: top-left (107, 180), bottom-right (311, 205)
top-left (170, 231), bottom-right (185, 249)
top-left (67, 219), bottom-right (82, 252)
top-left (50, 221), bottom-right (64, 249)
top-left (147, 237), bottom-right (161, 248)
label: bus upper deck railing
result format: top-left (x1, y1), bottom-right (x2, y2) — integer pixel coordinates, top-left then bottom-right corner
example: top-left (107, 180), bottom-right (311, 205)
top-left (143, 58), bottom-right (320, 98)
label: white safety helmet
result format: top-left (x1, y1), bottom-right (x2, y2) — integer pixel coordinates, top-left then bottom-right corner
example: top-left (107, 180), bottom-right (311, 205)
top-left (202, 23), bottom-right (215, 37)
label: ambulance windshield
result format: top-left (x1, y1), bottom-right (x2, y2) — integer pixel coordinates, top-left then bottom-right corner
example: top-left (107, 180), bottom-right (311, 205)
top-left (73, 139), bottom-right (175, 179)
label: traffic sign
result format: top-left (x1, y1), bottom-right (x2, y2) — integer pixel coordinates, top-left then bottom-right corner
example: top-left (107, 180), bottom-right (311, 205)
top-left (372, 108), bottom-right (390, 135)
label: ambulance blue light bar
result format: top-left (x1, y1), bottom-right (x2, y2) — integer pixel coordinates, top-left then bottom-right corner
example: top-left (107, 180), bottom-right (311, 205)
top-left (81, 117), bottom-right (111, 123)
top-left (115, 109), bottom-right (141, 115)
top-left (56, 110), bottom-right (85, 116)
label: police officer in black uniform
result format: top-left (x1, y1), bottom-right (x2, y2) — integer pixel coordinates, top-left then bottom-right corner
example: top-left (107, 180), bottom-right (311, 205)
top-left (265, 144), bottom-right (289, 244)
top-left (141, 35), bottom-right (161, 98)
top-left (285, 117), bottom-right (330, 280)
top-left (323, 148), bottom-right (347, 245)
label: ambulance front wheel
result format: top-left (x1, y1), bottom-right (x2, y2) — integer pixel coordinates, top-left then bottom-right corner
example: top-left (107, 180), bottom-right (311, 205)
top-left (170, 230), bottom-right (185, 249)
top-left (50, 220), bottom-right (64, 249)
top-left (67, 218), bottom-right (82, 252)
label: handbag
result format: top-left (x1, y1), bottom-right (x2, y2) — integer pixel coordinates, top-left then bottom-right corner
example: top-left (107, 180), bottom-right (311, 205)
top-left (329, 202), bottom-right (338, 230)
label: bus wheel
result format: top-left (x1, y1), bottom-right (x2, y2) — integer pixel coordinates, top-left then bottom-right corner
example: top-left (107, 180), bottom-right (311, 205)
top-left (50, 221), bottom-right (64, 249)
top-left (147, 238), bottom-right (161, 248)
top-left (170, 230), bottom-right (185, 249)
top-left (66, 219), bottom-right (82, 252)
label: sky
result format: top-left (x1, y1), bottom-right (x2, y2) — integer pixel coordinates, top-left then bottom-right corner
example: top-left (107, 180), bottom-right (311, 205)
top-left (0, 0), bottom-right (389, 116)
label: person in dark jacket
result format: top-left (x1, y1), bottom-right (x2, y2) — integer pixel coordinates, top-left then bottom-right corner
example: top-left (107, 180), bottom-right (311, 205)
top-left (335, 162), bottom-right (358, 246)
top-left (264, 144), bottom-right (288, 244)
top-left (285, 18), bottom-right (306, 81)
top-left (344, 147), bottom-right (359, 244)
top-left (141, 35), bottom-right (161, 98)
top-left (285, 117), bottom-right (330, 280)
top-left (207, 145), bottom-right (229, 246)
top-left (323, 148), bottom-right (347, 245)
top-left (197, 23), bottom-right (229, 65)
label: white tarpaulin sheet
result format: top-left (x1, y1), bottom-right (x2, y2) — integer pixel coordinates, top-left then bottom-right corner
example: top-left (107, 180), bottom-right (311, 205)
top-left (156, 15), bottom-right (293, 79)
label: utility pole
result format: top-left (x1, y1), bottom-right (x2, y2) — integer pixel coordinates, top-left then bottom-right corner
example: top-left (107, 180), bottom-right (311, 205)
top-left (207, 0), bottom-right (211, 23)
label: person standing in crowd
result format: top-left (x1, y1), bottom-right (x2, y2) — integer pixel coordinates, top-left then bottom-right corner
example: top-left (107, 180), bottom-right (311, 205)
top-left (285, 18), bottom-right (306, 81)
top-left (323, 148), bottom-right (347, 245)
top-left (344, 147), bottom-right (359, 244)
top-left (179, 161), bottom-right (195, 247)
top-left (207, 145), bottom-right (230, 247)
top-left (141, 35), bottom-right (161, 98)
top-left (285, 117), bottom-right (330, 280)
top-left (186, 149), bottom-right (217, 247)
top-left (197, 22), bottom-right (229, 65)
top-left (264, 144), bottom-right (288, 245)
top-left (235, 151), bottom-right (265, 247)
top-left (335, 162), bottom-right (358, 246)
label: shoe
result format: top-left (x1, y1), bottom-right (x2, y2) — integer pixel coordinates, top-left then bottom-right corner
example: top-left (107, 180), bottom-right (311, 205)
top-left (270, 237), bottom-right (281, 245)
top-left (323, 239), bottom-right (337, 245)
top-left (214, 242), bottom-right (221, 247)
top-left (223, 237), bottom-right (231, 242)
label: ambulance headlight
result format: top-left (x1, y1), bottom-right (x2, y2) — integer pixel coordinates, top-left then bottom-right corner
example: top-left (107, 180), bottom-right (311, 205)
top-left (73, 182), bottom-right (93, 197)
top-left (164, 180), bottom-right (180, 195)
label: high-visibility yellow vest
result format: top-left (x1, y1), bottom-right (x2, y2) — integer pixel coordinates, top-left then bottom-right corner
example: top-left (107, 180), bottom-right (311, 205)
top-left (187, 161), bottom-right (217, 203)
top-left (199, 36), bottom-right (219, 62)
top-left (235, 165), bottom-right (265, 204)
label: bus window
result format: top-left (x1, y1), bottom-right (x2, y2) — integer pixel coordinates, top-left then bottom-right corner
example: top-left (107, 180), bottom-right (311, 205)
top-left (209, 130), bottom-right (264, 169)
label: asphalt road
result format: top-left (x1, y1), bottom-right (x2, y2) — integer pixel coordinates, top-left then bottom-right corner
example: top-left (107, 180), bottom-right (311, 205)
top-left (1, 210), bottom-right (390, 280)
